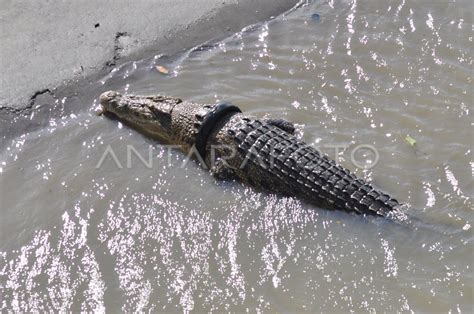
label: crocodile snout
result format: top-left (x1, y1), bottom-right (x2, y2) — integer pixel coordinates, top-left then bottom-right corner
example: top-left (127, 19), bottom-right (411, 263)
top-left (99, 91), bottom-right (121, 111)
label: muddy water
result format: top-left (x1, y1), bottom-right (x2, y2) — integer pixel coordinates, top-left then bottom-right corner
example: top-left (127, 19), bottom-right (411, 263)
top-left (1, 0), bottom-right (472, 312)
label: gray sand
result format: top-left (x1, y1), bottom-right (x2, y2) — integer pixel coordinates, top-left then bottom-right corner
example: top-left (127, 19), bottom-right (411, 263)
top-left (0, 0), bottom-right (299, 110)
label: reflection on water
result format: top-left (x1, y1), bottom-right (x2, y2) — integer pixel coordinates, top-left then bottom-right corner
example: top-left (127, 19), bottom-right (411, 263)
top-left (1, 0), bottom-right (472, 311)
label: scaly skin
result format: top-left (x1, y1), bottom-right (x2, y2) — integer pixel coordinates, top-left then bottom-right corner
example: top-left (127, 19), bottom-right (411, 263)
top-left (99, 91), bottom-right (401, 216)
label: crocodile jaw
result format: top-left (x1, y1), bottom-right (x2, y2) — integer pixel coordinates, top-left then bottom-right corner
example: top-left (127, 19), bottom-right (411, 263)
top-left (99, 91), bottom-right (175, 143)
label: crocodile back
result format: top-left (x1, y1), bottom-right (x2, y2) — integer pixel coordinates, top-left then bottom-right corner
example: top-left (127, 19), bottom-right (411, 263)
top-left (226, 117), bottom-right (400, 216)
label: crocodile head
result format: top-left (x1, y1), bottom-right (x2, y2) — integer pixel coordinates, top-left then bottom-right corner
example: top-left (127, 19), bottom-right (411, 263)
top-left (99, 91), bottom-right (179, 143)
top-left (100, 91), bottom-right (243, 156)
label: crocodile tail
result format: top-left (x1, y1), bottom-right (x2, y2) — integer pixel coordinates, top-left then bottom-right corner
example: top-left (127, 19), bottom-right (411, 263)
top-left (233, 119), bottom-right (401, 216)
top-left (286, 141), bottom-right (401, 216)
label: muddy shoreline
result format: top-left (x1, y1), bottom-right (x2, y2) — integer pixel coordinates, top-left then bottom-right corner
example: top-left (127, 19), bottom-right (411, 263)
top-left (0, 0), bottom-right (300, 111)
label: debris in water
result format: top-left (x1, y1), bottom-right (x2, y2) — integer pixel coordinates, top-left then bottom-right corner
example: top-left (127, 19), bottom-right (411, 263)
top-left (155, 65), bottom-right (169, 75)
top-left (311, 13), bottom-right (321, 22)
top-left (404, 134), bottom-right (417, 147)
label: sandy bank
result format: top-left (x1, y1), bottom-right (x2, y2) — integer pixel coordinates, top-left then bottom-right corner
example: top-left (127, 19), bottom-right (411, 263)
top-left (0, 0), bottom-right (299, 110)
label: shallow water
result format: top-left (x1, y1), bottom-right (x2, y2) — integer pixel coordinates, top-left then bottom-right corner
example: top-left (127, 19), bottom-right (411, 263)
top-left (1, 0), bottom-right (472, 312)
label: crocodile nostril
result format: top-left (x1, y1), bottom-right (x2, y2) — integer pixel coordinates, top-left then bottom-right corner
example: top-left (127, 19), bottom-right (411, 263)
top-left (99, 91), bottom-right (121, 108)
top-left (100, 91), bottom-right (117, 100)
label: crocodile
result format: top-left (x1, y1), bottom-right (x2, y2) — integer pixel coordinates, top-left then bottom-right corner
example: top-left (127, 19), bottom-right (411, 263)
top-left (99, 91), bottom-right (403, 216)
